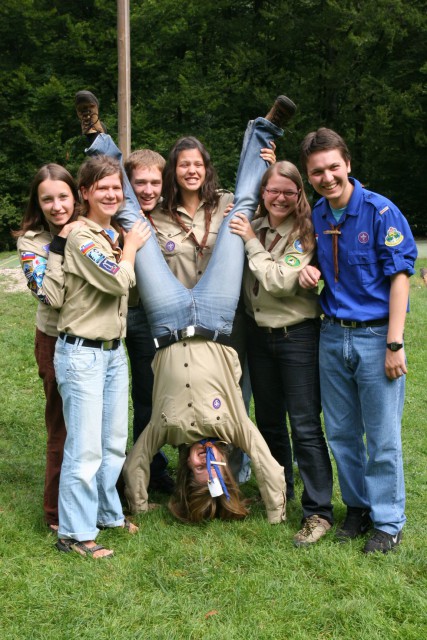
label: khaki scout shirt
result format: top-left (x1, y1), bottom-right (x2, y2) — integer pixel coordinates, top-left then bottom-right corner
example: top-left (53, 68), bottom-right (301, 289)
top-left (17, 227), bottom-right (61, 337)
top-left (56, 217), bottom-right (135, 340)
top-left (124, 339), bottom-right (286, 524)
top-left (153, 191), bottom-right (234, 288)
top-left (243, 216), bottom-right (321, 328)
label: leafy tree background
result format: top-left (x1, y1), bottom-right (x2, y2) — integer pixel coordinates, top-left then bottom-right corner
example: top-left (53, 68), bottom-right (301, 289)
top-left (0, 0), bottom-right (425, 248)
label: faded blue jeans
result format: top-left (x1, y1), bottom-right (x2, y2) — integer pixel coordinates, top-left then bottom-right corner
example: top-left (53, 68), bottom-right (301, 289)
top-left (319, 319), bottom-right (406, 535)
top-left (88, 117), bottom-right (282, 337)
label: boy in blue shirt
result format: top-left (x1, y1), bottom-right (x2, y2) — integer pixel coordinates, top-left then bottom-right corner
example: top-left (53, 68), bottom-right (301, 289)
top-left (299, 128), bottom-right (417, 554)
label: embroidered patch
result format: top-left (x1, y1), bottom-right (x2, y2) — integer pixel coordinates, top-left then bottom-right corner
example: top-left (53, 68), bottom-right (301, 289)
top-left (80, 241), bottom-right (96, 255)
top-left (20, 252), bottom-right (36, 262)
top-left (284, 255), bottom-right (301, 267)
top-left (42, 243), bottom-right (51, 253)
top-left (99, 258), bottom-right (120, 275)
top-left (212, 398), bottom-right (221, 410)
top-left (293, 239), bottom-right (304, 254)
top-left (31, 257), bottom-right (47, 287)
top-left (165, 241), bottom-right (176, 252)
top-left (85, 247), bottom-right (106, 265)
top-left (358, 231), bottom-right (369, 244)
top-left (379, 206), bottom-right (389, 215)
top-left (385, 227), bottom-right (404, 247)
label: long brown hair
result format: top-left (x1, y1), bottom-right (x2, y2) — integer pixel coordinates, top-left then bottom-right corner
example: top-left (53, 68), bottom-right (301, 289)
top-left (13, 164), bottom-right (79, 238)
top-left (161, 136), bottom-right (220, 219)
top-left (257, 160), bottom-right (315, 252)
top-left (168, 444), bottom-right (249, 523)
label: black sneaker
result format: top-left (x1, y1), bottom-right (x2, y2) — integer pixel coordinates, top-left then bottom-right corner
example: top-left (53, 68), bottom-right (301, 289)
top-left (75, 90), bottom-right (106, 135)
top-left (363, 529), bottom-right (403, 554)
top-left (264, 95), bottom-right (296, 129)
top-left (336, 507), bottom-right (371, 541)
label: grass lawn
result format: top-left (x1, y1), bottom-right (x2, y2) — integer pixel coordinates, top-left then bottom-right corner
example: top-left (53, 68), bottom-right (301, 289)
top-left (0, 258), bottom-right (426, 640)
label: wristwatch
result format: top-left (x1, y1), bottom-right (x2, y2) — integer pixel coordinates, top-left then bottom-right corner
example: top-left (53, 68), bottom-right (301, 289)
top-left (386, 342), bottom-right (404, 351)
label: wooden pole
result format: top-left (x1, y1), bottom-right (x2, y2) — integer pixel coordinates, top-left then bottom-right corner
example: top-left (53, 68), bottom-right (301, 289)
top-left (117, 0), bottom-right (131, 160)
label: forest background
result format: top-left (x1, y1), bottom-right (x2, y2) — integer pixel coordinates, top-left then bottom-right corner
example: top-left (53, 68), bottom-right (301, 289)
top-left (0, 0), bottom-right (426, 248)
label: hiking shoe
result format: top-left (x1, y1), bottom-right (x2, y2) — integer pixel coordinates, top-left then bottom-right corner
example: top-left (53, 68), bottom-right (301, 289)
top-left (336, 507), bottom-right (371, 542)
top-left (293, 515), bottom-right (331, 547)
top-left (363, 529), bottom-right (403, 554)
top-left (75, 90), bottom-right (106, 135)
top-left (265, 95), bottom-right (296, 129)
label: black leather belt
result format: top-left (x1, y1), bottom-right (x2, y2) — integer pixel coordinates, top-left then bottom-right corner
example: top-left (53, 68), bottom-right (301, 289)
top-left (59, 332), bottom-right (121, 350)
top-left (154, 326), bottom-right (231, 350)
top-left (254, 318), bottom-right (318, 334)
top-left (323, 316), bottom-right (388, 328)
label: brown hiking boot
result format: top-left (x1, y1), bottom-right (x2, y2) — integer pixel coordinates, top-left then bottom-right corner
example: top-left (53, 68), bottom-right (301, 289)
top-left (75, 90), bottom-right (106, 135)
top-left (265, 95), bottom-right (296, 129)
top-left (293, 515), bottom-right (331, 547)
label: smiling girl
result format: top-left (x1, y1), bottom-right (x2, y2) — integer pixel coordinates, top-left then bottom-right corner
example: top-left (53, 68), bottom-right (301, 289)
top-left (230, 161), bottom-right (334, 547)
top-left (15, 164), bottom-right (81, 531)
top-left (52, 155), bottom-right (150, 558)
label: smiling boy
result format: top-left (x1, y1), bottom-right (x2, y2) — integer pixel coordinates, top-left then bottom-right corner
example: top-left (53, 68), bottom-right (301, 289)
top-left (298, 128), bottom-right (417, 553)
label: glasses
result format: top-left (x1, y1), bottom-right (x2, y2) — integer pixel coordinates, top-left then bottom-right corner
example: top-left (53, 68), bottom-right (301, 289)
top-left (264, 188), bottom-right (299, 198)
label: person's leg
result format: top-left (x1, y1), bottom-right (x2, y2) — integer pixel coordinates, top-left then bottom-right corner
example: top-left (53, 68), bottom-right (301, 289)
top-left (54, 338), bottom-right (104, 541)
top-left (353, 326), bottom-right (406, 536)
top-left (96, 345), bottom-right (128, 527)
top-left (194, 118), bottom-right (283, 333)
top-left (125, 304), bottom-right (169, 478)
top-left (247, 325), bottom-right (295, 499)
top-left (86, 134), bottom-right (194, 336)
top-left (277, 322), bottom-right (333, 522)
top-left (319, 321), bottom-right (369, 511)
top-left (34, 329), bottom-right (66, 527)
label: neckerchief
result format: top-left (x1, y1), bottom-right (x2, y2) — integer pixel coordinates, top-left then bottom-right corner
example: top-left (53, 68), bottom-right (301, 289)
top-left (199, 438), bottom-right (230, 501)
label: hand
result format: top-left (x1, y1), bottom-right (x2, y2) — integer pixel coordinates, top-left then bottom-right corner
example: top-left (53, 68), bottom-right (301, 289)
top-left (224, 202), bottom-right (234, 217)
top-left (385, 348), bottom-right (407, 380)
top-left (299, 265), bottom-right (321, 289)
top-left (58, 219), bottom-right (87, 238)
top-left (260, 140), bottom-right (276, 165)
top-left (123, 218), bottom-right (151, 250)
top-left (229, 212), bottom-right (256, 242)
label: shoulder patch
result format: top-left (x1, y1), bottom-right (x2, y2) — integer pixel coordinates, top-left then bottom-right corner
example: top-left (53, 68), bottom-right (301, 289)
top-left (385, 227), bottom-right (404, 247)
top-left (99, 259), bottom-right (120, 275)
top-left (292, 238), bottom-right (304, 254)
top-left (284, 255), bottom-right (301, 267)
top-left (20, 252), bottom-right (36, 262)
top-left (80, 241), bottom-right (96, 255)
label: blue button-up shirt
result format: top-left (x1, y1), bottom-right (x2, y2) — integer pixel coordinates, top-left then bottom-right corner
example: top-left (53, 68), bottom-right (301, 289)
top-left (313, 178), bottom-right (417, 321)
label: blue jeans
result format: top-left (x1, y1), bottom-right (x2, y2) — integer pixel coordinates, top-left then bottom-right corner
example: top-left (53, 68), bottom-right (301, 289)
top-left (319, 319), bottom-right (406, 534)
top-left (54, 337), bottom-right (128, 540)
top-left (248, 318), bottom-right (333, 520)
top-left (89, 117), bottom-right (283, 336)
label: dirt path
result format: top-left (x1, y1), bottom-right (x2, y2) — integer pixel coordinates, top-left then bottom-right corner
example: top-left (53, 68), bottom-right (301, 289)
top-left (0, 267), bottom-right (28, 293)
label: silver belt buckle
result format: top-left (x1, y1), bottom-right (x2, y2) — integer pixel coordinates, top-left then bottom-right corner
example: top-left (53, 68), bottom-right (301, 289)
top-left (181, 325), bottom-right (196, 339)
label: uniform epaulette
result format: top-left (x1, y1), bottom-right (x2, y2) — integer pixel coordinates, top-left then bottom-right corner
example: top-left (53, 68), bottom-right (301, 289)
top-left (216, 188), bottom-right (233, 195)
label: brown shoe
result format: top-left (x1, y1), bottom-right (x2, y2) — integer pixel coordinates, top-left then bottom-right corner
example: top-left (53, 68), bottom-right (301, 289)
top-left (265, 95), bottom-right (296, 129)
top-left (75, 90), bottom-right (106, 135)
top-left (293, 515), bottom-right (331, 547)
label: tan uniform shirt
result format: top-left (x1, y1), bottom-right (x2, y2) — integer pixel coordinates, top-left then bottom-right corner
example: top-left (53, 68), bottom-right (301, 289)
top-left (243, 216), bottom-right (321, 328)
top-left (17, 228), bottom-right (62, 337)
top-left (153, 191), bottom-right (234, 288)
top-left (124, 339), bottom-right (286, 524)
top-left (55, 217), bottom-right (135, 340)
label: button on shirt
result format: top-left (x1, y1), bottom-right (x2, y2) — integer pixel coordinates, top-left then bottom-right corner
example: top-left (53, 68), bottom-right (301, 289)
top-left (313, 178), bottom-right (417, 321)
top-left (243, 216), bottom-right (321, 327)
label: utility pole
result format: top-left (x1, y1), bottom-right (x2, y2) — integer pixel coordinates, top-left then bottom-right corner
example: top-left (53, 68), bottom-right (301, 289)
top-left (117, 0), bottom-right (131, 160)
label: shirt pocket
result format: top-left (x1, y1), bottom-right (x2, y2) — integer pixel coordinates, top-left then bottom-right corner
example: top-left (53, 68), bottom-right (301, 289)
top-left (347, 249), bottom-right (379, 285)
top-left (158, 229), bottom-right (184, 259)
top-left (202, 392), bottom-right (230, 428)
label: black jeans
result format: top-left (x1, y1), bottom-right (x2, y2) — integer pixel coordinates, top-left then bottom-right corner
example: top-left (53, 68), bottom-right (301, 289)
top-left (247, 318), bottom-right (333, 522)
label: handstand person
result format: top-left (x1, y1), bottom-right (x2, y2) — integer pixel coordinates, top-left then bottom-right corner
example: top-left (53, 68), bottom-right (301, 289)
top-left (81, 92), bottom-right (296, 523)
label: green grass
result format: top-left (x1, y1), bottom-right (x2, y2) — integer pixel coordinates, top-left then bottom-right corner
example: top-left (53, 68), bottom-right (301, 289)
top-left (1, 261), bottom-right (426, 640)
